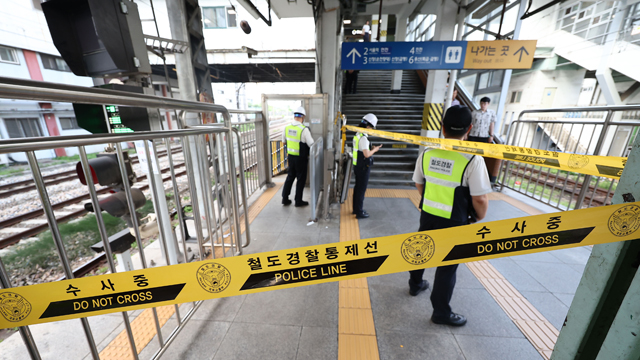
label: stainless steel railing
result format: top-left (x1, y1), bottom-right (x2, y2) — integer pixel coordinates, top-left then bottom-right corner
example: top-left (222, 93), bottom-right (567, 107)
top-left (0, 78), bottom-right (261, 359)
top-left (497, 105), bottom-right (640, 210)
top-left (309, 137), bottom-right (324, 221)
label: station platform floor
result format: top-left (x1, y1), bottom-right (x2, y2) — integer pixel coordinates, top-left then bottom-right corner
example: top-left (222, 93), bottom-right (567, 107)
top-left (0, 175), bottom-right (592, 360)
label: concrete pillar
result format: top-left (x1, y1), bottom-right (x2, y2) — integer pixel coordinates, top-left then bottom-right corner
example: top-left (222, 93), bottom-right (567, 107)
top-left (494, 0), bottom-right (527, 135)
top-left (422, 0), bottom-right (457, 139)
top-left (315, 7), bottom-right (341, 142)
top-left (379, 15), bottom-right (388, 42)
top-left (391, 17), bottom-right (408, 94)
top-left (372, 15), bottom-right (379, 42)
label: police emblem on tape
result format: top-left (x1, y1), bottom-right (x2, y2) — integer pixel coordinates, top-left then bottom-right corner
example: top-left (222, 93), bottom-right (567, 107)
top-left (401, 234), bottom-right (436, 265)
top-left (568, 154), bottom-right (589, 169)
top-left (196, 263), bottom-right (231, 293)
top-left (608, 204), bottom-right (640, 237)
top-left (0, 292), bottom-right (31, 322)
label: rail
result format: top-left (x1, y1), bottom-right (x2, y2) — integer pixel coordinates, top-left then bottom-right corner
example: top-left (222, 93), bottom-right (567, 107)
top-left (497, 105), bottom-right (640, 211)
top-left (0, 78), bottom-right (254, 360)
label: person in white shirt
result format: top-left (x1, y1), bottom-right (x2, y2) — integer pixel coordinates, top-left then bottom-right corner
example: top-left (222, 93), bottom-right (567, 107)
top-left (352, 114), bottom-right (382, 218)
top-left (363, 21), bottom-right (371, 42)
top-left (281, 107), bottom-right (315, 207)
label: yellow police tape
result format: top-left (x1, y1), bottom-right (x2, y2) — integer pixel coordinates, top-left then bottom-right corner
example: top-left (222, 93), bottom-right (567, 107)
top-left (2, 201), bottom-right (640, 329)
top-left (341, 125), bottom-right (627, 179)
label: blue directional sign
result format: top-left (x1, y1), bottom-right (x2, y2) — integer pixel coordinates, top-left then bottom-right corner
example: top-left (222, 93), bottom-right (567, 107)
top-left (341, 40), bottom-right (537, 70)
top-left (342, 41), bottom-right (466, 70)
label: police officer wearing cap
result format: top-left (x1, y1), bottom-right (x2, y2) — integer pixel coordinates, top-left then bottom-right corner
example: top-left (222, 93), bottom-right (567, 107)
top-left (352, 113), bottom-right (382, 219)
top-left (408, 105), bottom-right (491, 326)
top-left (282, 107), bottom-right (315, 207)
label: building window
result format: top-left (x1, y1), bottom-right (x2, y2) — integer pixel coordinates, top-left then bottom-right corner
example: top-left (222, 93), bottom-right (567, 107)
top-left (510, 91), bottom-right (523, 103)
top-left (4, 118), bottom-right (43, 138)
top-left (0, 46), bottom-right (19, 65)
top-left (203, 7), bottom-right (237, 29)
top-left (40, 53), bottom-right (71, 72)
top-left (59, 117), bottom-right (80, 130)
top-left (556, 1), bottom-right (616, 45)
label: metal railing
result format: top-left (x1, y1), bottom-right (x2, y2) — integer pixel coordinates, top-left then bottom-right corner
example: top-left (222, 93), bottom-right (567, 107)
top-left (497, 105), bottom-right (640, 211)
top-left (0, 78), bottom-right (259, 360)
top-left (309, 137), bottom-right (324, 221)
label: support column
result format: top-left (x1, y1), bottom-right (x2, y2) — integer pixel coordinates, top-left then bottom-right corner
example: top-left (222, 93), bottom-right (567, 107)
top-left (315, 7), bottom-right (341, 141)
top-left (494, 0), bottom-right (527, 135)
top-left (422, 0), bottom-right (457, 139)
top-left (379, 14), bottom-right (388, 42)
top-left (371, 15), bottom-right (379, 42)
top-left (166, 0), bottom-right (210, 263)
top-left (391, 17), bottom-right (408, 94)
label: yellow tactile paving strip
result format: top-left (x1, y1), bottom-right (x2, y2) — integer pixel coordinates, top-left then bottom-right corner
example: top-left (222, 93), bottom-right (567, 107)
top-left (338, 189), bottom-right (380, 360)
top-left (101, 183), bottom-right (283, 358)
top-left (476, 191), bottom-right (558, 360)
top-left (466, 261), bottom-right (558, 359)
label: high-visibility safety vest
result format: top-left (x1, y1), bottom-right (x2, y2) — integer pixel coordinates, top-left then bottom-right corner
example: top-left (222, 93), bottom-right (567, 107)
top-left (353, 133), bottom-right (370, 166)
top-left (285, 123), bottom-right (308, 156)
top-left (421, 149), bottom-right (473, 222)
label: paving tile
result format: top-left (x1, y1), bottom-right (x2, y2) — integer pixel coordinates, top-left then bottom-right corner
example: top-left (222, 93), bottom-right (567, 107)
top-left (189, 296), bottom-right (247, 322)
top-left (273, 231), bottom-right (320, 251)
top-left (235, 287), bottom-right (309, 326)
top-left (143, 320), bottom-right (230, 360)
top-left (243, 232), bottom-right (281, 255)
top-left (250, 215), bottom-right (289, 233)
top-left (212, 323), bottom-right (301, 360)
top-left (510, 251), bottom-right (564, 263)
top-left (489, 258), bottom-right (547, 292)
top-left (515, 261), bottom-right (583, 294)
top-left (456, 264), bottom-right (485, 289)
top-left (281, 215), bottom-right (320, 233)
top-left (303, 282), bottom-right (339, 329)
top-left (296, 326), bottom-right (338, 360)
top-left (553, 293), bottom-right (575, 308)
top-left (376, 330), bottom-right (464, 360)
top-left (547, 247), bottom-right (592, 265)
top-left (448, 288), bottom-right (525, 338)
top-left (479, 200), bottom-right (529, 223)
top-left (368, 283), bottom-right (451, 335)
top-left (455, 334), bottom-right (542, 360)
top-left (521, 291), bottom-right (569, 331)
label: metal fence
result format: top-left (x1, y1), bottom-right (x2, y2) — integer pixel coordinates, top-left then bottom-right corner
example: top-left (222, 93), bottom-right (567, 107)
top-left (270, 140), bottom-right (288, 175)
top-left (497, 105), bottom-right (640, 210)
top-left (0, 78), bottom-right (267, 359)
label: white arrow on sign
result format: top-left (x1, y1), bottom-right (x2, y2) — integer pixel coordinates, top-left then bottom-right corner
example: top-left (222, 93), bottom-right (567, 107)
top-left (347, 48), bottom-right (361, 64)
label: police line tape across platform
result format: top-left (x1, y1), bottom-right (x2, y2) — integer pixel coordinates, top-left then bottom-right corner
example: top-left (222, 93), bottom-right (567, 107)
top-left (1, 201), bottom-right (640, 329)
top-left (341, 125), bottom-right (627, 179)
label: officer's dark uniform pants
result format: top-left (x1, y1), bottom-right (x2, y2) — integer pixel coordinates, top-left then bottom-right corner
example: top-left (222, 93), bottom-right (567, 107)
top-left (282, 154), bottom-right (308, 204)
top-left (409, 212), bottom-right (462, 320)
top-left (352, 164), bottom-right (370, 215)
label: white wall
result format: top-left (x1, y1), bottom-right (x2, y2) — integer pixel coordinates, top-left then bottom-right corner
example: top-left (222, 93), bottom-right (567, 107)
top-left (137, 0), bottom-right (315, 51)
top-left (0, 0), bottom-right (61, 56)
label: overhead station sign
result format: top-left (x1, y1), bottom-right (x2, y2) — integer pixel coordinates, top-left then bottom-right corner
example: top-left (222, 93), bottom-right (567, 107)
top-left (341, 40), bottom-right (537, 70)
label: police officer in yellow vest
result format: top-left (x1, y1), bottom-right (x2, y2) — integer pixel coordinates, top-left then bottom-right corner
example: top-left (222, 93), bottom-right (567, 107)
top-left (408, 106), bottom-right (491, 326)
top-left (282, 107), bottom-right (315, 206)
top-left (352, 114), bottom-right (382, 219)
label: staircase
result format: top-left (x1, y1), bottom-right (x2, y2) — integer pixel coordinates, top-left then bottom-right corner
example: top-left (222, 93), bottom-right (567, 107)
top-left (342, 70), bottom-right (425, 187)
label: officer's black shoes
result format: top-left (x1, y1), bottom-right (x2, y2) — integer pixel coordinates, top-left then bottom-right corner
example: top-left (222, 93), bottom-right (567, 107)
top-left (355, 212), bottom-right (370, 219)
top-left (431, 313), bottom-right (467, 326)
top-left (295, 201), bottom-right (309, 207)
top-left (282, 199), bottom-right (292, 206)
top-left (408, 280), bottom-right (429, 296)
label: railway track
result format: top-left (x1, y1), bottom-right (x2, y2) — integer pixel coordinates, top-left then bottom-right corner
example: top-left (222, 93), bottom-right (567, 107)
top-left (503, 165), bottom-right (615, 206)
top-left (0, 147), bottom-right (183, 199)
top-left (3, 130), bottom-right (267, 282)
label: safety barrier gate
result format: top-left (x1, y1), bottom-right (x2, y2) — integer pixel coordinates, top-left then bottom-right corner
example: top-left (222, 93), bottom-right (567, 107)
top-left (498, 105), bottom-right (640, 210)
top-left (0, 78), bottom-right (270, 360)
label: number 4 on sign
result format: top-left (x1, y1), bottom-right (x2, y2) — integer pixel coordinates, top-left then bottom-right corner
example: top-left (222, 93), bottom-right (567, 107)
top-left (410, 47), bottom-right (415, 54)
